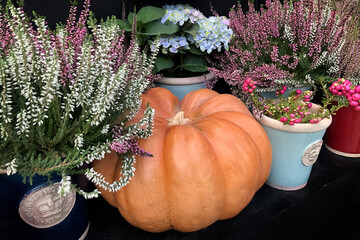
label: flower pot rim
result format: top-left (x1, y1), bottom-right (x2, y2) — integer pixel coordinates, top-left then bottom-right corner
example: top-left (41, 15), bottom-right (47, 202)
top-left (256, 103), bottom-right (332, 133)
top-left (156, 72), bottom-right (215, 85)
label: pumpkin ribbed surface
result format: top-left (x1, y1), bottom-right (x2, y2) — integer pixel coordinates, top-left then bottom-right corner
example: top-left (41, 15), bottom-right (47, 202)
top-left (93, 87), bottom-right (272, 232)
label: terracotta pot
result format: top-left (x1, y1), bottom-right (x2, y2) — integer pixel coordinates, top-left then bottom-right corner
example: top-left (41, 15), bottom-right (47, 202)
top-left (154, 72), bottom-right (215, 100)
top-left (323, 105), bottom-right (360, 157)
top-left (256, 104), bottom-right (332, 190)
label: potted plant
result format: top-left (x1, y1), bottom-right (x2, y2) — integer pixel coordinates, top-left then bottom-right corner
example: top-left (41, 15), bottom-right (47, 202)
top-left (0, 0), bottom-right (157, 239)
top-left (209, 0), bottom-right (350, 102)
top-left (242, 77), bottom-right (358, 190)
top-left (112, 4), bottom-right (233, 100)
top-left (323, 1), bottom-right (360, 157)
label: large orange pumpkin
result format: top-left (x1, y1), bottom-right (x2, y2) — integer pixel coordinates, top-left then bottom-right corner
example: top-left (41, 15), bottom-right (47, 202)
top-left (93, 87), bottom-right (272, 232)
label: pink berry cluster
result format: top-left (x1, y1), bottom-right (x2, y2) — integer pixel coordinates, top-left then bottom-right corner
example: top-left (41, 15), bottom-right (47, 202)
top-left (266, 88), bottom-right (322, 125)
top-left (329, 78), bottom-right (360, 111)
top-left (241, 78), bottom-right (338, 125)
top-left (242, 78), bottom-right (257, 93)
top-left (276, 85), bottom-right (288, 96)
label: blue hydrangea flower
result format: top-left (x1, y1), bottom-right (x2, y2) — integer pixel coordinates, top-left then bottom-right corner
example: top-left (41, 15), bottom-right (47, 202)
top-left (190, 16), bottom-right (233, 54)
top-left (156, 35), bottom-right (190, 54)
top-left (161, 4), bottom-right (205, 26)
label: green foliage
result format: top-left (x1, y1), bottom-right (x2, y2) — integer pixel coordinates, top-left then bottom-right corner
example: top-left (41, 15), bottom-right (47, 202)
top-left (107, 4), bottom-right (232, 77)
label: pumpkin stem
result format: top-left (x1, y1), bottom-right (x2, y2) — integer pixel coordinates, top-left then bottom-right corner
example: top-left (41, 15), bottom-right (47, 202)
top-left (168, 111), bottom-right (191, 126)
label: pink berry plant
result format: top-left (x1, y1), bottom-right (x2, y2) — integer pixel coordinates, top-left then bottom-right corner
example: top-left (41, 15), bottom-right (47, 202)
top-left (243, 77), bottom-right (358, 125)
top-left (328, 78), bottom-right (360, 111)
top-left (209, 0), bottom-right (351, 101)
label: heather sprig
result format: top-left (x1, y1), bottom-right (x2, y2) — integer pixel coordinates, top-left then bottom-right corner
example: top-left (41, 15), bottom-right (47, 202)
top-left (209, 0), bottom-right (350, 97)
top-left (0, 2), bottom-right (158, 198)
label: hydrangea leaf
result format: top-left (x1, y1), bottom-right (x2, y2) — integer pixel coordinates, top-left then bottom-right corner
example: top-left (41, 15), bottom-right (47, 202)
top-left (155, 56), bottom-right (174, 72)
top-left (143, 21), bottom-right (178, 35)
top-left (188, 45), bottom-right (207, 55)
top-left (178, 54), bottom-right (207, 72)
top-left (182, 23), bottom-right (199, 35)
top-left (107, 18), bottom-right (132, 32)
top-left (137, 6), bottom-right (166, 24)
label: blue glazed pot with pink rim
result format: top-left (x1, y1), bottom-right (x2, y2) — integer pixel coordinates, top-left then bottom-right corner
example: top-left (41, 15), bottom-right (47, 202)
top-left (154, 73), bottom-right (215, 100)
top-left (255, 104), bottom-right (332, 190)
top-left (0, 170), bottom-right (89, 240)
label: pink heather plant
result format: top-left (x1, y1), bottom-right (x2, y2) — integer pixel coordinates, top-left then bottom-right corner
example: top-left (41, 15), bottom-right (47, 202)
top-left (0, 4), bottom-right (13, 55)
top-left (209, 0), bottom-right (351, 102)
top-left (335, 1), bottom-right (360, 82)
top-left (242, 77), bottom-right (359, 125)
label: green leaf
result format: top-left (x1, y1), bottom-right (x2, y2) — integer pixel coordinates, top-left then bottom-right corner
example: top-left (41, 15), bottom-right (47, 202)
top-left (182, 23), bottom-right (199, 35)
top-left (143, 21), bottom-right (178, 35)
top-left (188, 45), bottom-right (207, 55)
top-left (104, 18), bottom-right (132, 31)
top-left (178, 55), bottom-right (207, 72)
top-left (128, 12), bottom-right (134, 26)
top-left (137, 6), bottom-right (165, 24)
top-left (155, 57), bottom-right (174, 72)
top-left (115, 19), bottom-right (132, 31)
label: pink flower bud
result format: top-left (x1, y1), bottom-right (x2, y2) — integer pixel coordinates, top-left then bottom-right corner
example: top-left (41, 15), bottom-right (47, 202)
top-left (352, 93), bottom-right (360, 101)
top-left (310, 120), bottom-right (314, 124)
top-left (280, 89), bottom-right (285, 94)
top-left (350, 101), bottom-right (359, 107)
top-left (295, 119), bottom-right (301, 123)
top-left (248, 88), bottom-right (254, 93)
top-left (356, 86), bottom-right (360, 93)
top-left (290, 113), bottom-right (295, 118)
top-left (304, 95), bottom-right (310, 99)
top-left (355, 106), bottom-right (360, 111)
top-left (345, 85), bottom-right (351, 91)
top-left (296, 89), bottom-right (302, 95)
top-left (337, 92), bottom-right (343, 96)
top-left (289, 121), bottom-right (295, 125)
top-left (349, 89), bottom-right (355, 94)
top-left (307, 103), bottom-right (312, 108)
top-left (245, 78), bottom-right (251, 84)
top-left (282, 86), bottom-right (287, 91)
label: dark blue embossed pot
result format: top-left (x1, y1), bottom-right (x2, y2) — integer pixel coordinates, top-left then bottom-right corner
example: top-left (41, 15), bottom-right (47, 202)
top-left (0, 172), bottom-right (89, 240)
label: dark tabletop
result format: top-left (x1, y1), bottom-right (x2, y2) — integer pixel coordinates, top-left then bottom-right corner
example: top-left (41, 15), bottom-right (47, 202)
top-left (85, 146), bottom-right (360, 240)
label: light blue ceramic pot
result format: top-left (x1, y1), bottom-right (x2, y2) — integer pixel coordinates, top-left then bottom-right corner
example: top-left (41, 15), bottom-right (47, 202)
top-left (154, 73), bottom-right (214, 100)
top-left (256, 104), bottom-right (332, 190)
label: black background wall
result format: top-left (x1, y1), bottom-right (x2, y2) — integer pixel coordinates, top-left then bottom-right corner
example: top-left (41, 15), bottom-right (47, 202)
top-left (20, 0), bottom-right (258, 29)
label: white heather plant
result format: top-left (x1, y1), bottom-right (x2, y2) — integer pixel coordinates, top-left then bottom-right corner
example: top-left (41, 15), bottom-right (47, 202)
top-left (0, 1), bottom-right (158, 198)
